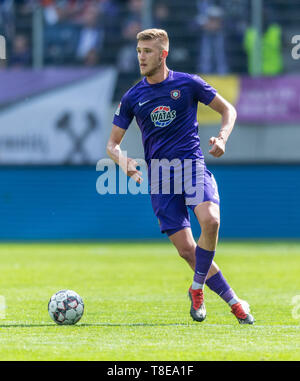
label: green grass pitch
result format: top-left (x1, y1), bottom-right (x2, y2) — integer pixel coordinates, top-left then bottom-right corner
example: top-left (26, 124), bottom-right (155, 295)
top-left (0, 241), bottom-right (299, 361)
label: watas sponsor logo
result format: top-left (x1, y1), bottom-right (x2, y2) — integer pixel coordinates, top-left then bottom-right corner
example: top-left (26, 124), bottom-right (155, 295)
top-left (150, 105), bottom-right (176, 128)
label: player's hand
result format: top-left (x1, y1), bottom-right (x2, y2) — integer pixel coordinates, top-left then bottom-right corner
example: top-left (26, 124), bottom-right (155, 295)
top-left (126, 158), bottom-right (143, 184)
top-left (209, 137), bottom-right (226, 158)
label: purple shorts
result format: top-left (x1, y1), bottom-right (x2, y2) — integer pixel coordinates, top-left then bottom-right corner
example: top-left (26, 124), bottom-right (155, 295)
top-left (150, 166), bottom-right (220, 236)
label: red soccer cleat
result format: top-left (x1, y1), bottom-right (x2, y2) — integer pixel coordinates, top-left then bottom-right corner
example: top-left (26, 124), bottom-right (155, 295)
top-left (231, 300), bottom-right (255, 324)
top-left (188, 287), bottom-right (206, 322)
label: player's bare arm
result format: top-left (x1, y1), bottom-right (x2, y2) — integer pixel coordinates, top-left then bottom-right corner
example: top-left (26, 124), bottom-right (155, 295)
top-left (106, 124), bottom-right (143, 184)
top-left (207, 94), bottom-right (237, 158)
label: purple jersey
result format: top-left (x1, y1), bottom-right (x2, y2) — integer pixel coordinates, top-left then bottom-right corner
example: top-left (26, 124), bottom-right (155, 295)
top-left (113, 70), bottom-right (219, 234)
top-left (113, 70), bottom-right (216, 167)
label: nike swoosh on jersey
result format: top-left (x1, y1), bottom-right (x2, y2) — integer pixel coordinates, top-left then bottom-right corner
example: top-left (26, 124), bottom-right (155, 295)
top-left (139, 100), bottom-right (150, 106)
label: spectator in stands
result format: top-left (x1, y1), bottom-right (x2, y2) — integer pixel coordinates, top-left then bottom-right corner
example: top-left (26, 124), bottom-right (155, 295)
top-left (97, 0), bottom-right (121, 65)
top-left (83, 47), bottom-right (100, 66)
top-left (42, 0), bottom-right (121, 65)
top-left (42, 0), bottom-right (82, 64)
top-left (97, 0), bottom-right (120, 36)
top-left (117, 18), bottom-right (141, 73)
top-left (75, 2), bottom-right (104, 65)
top-left (153, 1), bottom-right (169, 29)
top-left (9, 34), bottom-right (31, 67)
top-left (244, 7), bottom-right (283, 76)
top-left (194, 0), bottom-right (228, 74)
top-left (117, 0), bottom-right (142, 73)
top-left (127, 0), bottom-right (143, 19)
top-left (42, 0), bottom-right (81, 25)
top-left (220, 0), bottom-right (249, 73)
top-left (0, 0), bottom-right (14, 39)
top-left (15, 0), bottom-right (36, 14)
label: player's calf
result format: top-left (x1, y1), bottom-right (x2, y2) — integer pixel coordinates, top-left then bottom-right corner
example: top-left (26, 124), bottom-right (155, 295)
top-left (177, 245), bottom-right (196, 269)
top-left (206, 271), bottom-right (255, 324)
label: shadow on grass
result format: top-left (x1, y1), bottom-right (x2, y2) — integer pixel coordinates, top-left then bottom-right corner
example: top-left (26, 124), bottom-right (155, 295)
top-left (0, 324), bottom-right (56, 327)
top-left (79, 323), bottom-right (192, 327)
top-left (0, 322), bottom-right (193, 328)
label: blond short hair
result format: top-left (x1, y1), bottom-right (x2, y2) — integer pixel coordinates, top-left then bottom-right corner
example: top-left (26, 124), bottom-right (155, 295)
top-left (136, 28), bottom-right (169, 52)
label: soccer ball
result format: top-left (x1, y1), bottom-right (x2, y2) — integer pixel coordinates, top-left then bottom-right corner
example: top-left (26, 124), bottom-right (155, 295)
top-left (48, 289), bottom-right (84, 325)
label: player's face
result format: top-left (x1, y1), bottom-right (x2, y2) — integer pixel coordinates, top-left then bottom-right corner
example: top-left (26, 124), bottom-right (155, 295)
top-left (136, 40), bottom-right (164, 77)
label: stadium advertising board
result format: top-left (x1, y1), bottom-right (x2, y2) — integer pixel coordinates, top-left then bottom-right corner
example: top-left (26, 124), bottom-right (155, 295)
top-left (0, 68), bottom-right (117, 165)
top-left (197, 75), bottom-right (300, 125)
top-left (236, 76), bottom-right (300, 124)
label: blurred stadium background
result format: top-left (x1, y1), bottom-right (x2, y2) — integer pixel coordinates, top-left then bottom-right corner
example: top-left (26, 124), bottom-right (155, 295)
top-left (0, 0), bottom-right (300, 241)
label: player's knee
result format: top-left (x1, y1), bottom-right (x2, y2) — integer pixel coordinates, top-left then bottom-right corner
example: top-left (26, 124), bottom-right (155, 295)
top-left (201, 215), bottom-right (220, 235)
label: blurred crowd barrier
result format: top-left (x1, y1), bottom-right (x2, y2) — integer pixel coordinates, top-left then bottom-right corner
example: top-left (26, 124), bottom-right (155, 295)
top-left (0, 0), bottom-right (300, 98)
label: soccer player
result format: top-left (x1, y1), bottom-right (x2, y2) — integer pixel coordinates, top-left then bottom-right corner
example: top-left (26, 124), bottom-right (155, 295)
top-left (107, 28), bottom-right (254, 324)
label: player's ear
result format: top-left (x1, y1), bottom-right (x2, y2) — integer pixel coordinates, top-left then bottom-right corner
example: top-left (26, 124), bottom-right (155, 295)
top-left (162, 50), bottom-right (168, 59)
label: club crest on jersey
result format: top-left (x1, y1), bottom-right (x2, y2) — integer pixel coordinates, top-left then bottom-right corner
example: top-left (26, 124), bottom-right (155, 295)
top-left (150, 106), bottom-right (176, 128)
top-left (170, 89), bottom-right (181, 99)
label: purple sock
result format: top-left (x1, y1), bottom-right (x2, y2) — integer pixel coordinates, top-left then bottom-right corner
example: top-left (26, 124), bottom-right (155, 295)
top-left (206, 271), bottom-right (237, 304)
top-left (193, 246), bottom-right (215, 286)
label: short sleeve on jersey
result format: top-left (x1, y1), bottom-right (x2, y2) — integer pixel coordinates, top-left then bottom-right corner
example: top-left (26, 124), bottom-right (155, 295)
top-left (113, 92), bottom-right (134, 130)
top-left (191, 74), bottom-right (217, 105)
